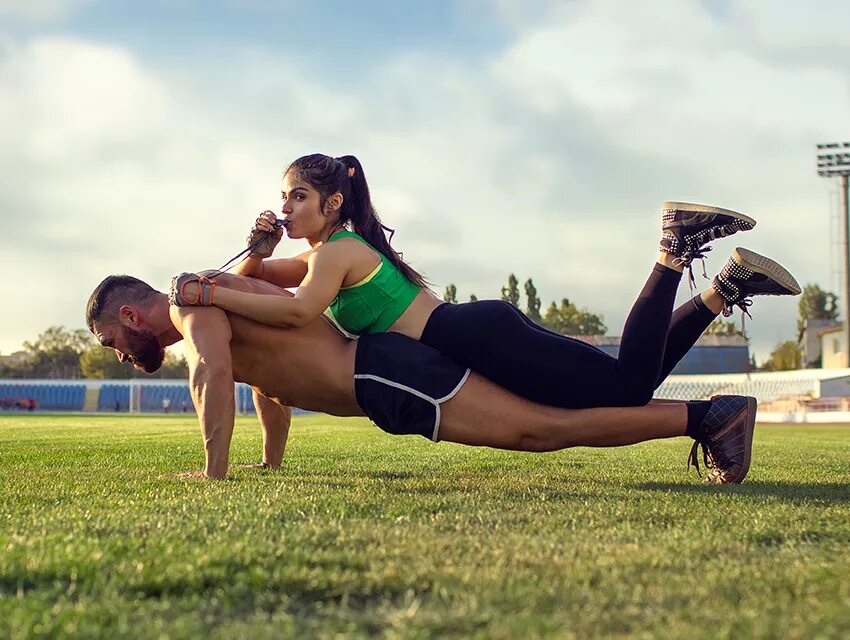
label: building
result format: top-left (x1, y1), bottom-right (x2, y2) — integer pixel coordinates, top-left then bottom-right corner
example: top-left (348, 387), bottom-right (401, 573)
top-left (0, 351), bottom-right (29, 368)
top-left (801, 319), bottom-right (842, 368)
top-left (819, 325), bottom-right (848, 369)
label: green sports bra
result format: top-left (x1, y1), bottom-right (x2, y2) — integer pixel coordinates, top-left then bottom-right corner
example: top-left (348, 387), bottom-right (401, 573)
top-left (324, 230), bottom-right (421, 335)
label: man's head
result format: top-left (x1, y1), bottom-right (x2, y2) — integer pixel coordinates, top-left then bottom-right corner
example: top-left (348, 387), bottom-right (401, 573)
top-left (86, 275), bottom-right (167, 373)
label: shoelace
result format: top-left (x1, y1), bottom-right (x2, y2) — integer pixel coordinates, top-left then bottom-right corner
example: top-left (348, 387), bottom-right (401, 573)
top-left (676, 222), bottom-right (742, 293)
top-left (687, 440), bottom-right (714, 477)
top-left (721, 297), bottom-right (753, 335)
top-left (674, 246), bottom-right (711, 292)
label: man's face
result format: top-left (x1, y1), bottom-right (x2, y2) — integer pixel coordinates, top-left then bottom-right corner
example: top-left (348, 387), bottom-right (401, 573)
top-left (95, 323), bottom-right (165, 374)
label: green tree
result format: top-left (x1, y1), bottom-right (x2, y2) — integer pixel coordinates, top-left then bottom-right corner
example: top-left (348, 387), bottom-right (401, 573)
top-left (704, 318), bottom-right (743, 337)
top-left (79, 345), bottom-right (135, 379)
top-left (542, 302), bottom-right (562, 332)
top-left (443, 284), bottom-right (458, 304)
top-left (500, 274), bottom-right (520, 308)
top-left (762, 340), bottom-right (803, 371)
top-left (542, 299), bottom-right (607, 335)
top-left (469, 294), bottom-right (478, 302)
top-left (797, 283), bottom-right (839, 338)
top-left (158, 352), bottom-right (189, 379)
top-left (524, 278), bottom-right (542, 323)
top-left (80, 346), bottom-right (188, 379)
top-left (22, 326), bottom-right (94, 378)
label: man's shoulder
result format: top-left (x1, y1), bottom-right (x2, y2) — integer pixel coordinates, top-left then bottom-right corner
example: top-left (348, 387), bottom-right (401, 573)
top-left (168, 304), bottom-right (230, 338)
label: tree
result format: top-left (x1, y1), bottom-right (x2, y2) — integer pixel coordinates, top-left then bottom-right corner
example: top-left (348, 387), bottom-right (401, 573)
top-left (469, 294), bottom-right (478, 302)
top-left (704, 318), bottom-right (743, 337)
top-left (443, 284), bottom-right (458, 304)
top-left (79, 346), bottom-right (188, 379)
top-left (542, 302), bottom-right (561, 332)
top-left (79, 346), bottom-right (135, 379)
top-left (797, 283), bottom-right (839, 338)
top-left (22, 326), bottom-right (94, 379)
top-left (158, 352), bottom-right (189, 378)
top-left (762, 340), bottom-right (802, 371)
top-left (542, 298), bottom-right (607, 335)
top-left (524, 278), bottom-right (542, 323)
top-left (500, 274), bottom-right (520, 308)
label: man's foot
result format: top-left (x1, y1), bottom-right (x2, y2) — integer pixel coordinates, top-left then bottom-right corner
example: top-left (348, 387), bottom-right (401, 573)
top-left (688, 395), bottom-right (757, 484)
top-left (660, 202), bottom-right (756, 268)
top-left (712, 247), bottom-right (802, 317)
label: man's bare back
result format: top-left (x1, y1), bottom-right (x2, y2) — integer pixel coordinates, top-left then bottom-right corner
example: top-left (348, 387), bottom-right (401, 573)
top-left (209, 273), bottom-right (361, 416)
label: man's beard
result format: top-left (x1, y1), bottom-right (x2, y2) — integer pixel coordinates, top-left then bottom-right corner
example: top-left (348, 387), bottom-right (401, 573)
top-left (121, 326), bottom-right (165, 373)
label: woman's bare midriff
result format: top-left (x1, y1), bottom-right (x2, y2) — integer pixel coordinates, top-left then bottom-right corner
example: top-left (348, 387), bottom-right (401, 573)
top-left (386, 288), bottom-right (443, 340)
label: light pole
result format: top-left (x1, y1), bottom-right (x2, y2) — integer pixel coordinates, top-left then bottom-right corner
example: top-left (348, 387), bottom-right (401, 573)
top-left (817, 142), bottom-right (850, 366)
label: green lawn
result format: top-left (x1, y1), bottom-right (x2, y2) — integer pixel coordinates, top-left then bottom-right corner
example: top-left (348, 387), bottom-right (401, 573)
top-left (1, 414), bottom-right (848, 639)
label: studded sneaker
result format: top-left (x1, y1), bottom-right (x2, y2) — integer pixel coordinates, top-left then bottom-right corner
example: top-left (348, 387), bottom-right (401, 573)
top-left (660, 202), bottom-right (756, 270)
top-left (712, 247), bottom-right (802, 317)
top-left (688, 395), bottom-right (757, 484)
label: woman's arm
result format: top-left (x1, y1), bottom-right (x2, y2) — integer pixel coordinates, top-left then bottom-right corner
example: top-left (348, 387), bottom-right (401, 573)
top-left (179, 248), bottom-right (349, 328)
top-left (232, 211), bottom-right (309, 286)
top-left (233, 251), bottom-right (312, 288)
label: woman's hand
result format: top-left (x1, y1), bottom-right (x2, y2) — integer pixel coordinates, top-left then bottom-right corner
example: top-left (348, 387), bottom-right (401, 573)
top-left (247, 210), bottom-right (284, 259)
top-left (169, 273), bottom-right (217, 306)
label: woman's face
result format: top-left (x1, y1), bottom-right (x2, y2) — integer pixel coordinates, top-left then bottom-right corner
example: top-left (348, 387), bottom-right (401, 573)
top-left (280, 173), bottom-right (326, 239)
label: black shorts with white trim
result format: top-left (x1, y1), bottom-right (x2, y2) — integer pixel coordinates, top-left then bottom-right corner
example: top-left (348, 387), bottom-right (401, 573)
top-left (354, 332), bottom-right (470, 441)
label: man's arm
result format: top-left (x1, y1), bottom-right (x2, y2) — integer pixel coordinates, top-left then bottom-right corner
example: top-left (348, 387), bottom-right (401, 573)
top-left (171, 305), bottom-right (235, 478)
top-left (252, 387), bottom-right (292, 467)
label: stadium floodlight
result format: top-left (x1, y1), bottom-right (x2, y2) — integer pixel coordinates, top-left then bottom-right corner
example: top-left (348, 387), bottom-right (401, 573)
top-left (817, 142), bottom-right (850, 367)
top-left (817, 142), bottom-right (850, 177)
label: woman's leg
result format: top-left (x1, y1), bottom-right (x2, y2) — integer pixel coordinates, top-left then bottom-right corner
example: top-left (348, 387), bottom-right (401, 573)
top-left (420, 255), bottom-right (683, 408)
top-left (654, 289), bottom-right (723, 385)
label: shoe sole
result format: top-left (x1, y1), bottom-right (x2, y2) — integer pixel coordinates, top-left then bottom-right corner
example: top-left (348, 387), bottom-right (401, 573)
top-left (733, 248), bottom-right (802, 296)
top-left (662, 201), bottom-right (757, 229)
top-left (736, 396), bottom-right (757, 484)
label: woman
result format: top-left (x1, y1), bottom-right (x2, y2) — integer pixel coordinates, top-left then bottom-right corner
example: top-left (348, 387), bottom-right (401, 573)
top-left (172, 153), bottom-right (800, 417)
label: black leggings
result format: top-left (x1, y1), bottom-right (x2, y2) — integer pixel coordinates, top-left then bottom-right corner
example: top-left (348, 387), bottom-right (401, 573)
top-left (419, 264), bottom-right (717, 409)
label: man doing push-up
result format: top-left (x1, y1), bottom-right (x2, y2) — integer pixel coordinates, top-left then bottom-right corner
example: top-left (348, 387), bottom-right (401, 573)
top-left (86, 272), bottom-right (759, 482)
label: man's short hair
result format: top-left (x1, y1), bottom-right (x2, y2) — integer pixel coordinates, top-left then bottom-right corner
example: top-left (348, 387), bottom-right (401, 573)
top-left (86, 275), bottom-right (158, 332)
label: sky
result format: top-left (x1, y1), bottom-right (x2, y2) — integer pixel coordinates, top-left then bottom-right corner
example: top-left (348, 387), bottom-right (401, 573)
top-left (0, 0), bottom-right (848, 362)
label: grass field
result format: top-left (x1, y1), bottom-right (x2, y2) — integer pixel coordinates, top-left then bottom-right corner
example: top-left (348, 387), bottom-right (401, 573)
top-left (1, 414), bottom-right (849, 639)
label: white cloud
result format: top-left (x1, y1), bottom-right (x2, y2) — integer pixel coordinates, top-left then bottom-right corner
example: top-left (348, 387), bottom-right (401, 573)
top-left (1, 1), bottom-right (848, 362)
top-left (0, 0), bottom-right (94, 22)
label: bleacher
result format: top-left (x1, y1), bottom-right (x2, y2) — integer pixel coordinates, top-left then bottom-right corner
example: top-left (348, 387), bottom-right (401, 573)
top-left (137, 384), bottom-right (194, 412)
top-left (98, 384), bottom-right (130, 412)
top-left (655, 369), bottom-right (850, 404)
top-left (0, 382), bottom-right (86, 410)
top-left (4, 369), bottom-right (850, 417)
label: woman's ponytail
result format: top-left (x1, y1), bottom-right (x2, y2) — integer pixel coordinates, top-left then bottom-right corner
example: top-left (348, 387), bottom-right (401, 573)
top-left (286, 153), bottom-right (429, 288)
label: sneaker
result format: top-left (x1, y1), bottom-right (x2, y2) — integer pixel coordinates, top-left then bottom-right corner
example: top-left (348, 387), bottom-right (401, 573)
top-left (712, 247), bottom-right (802, 317)
top-left (660, 202), bottom-right (756, 268)
top-left (688, 395), bottom-right (757, 484)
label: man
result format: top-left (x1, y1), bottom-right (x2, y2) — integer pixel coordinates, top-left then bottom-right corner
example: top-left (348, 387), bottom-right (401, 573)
top-left (86, 272), bottom-right (755, 482)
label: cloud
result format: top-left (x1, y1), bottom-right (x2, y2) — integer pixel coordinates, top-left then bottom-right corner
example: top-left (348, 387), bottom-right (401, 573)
top-left (0, 0), bottom-right (94, 22)
top-left (1, 1), bottom-right (848, 362)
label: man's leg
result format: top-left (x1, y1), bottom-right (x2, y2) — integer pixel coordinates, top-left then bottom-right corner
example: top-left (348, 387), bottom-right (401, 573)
top-left (438, 372), bottom-right (756, 483)
top-left (439, 372), bottom-right (688, 451)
